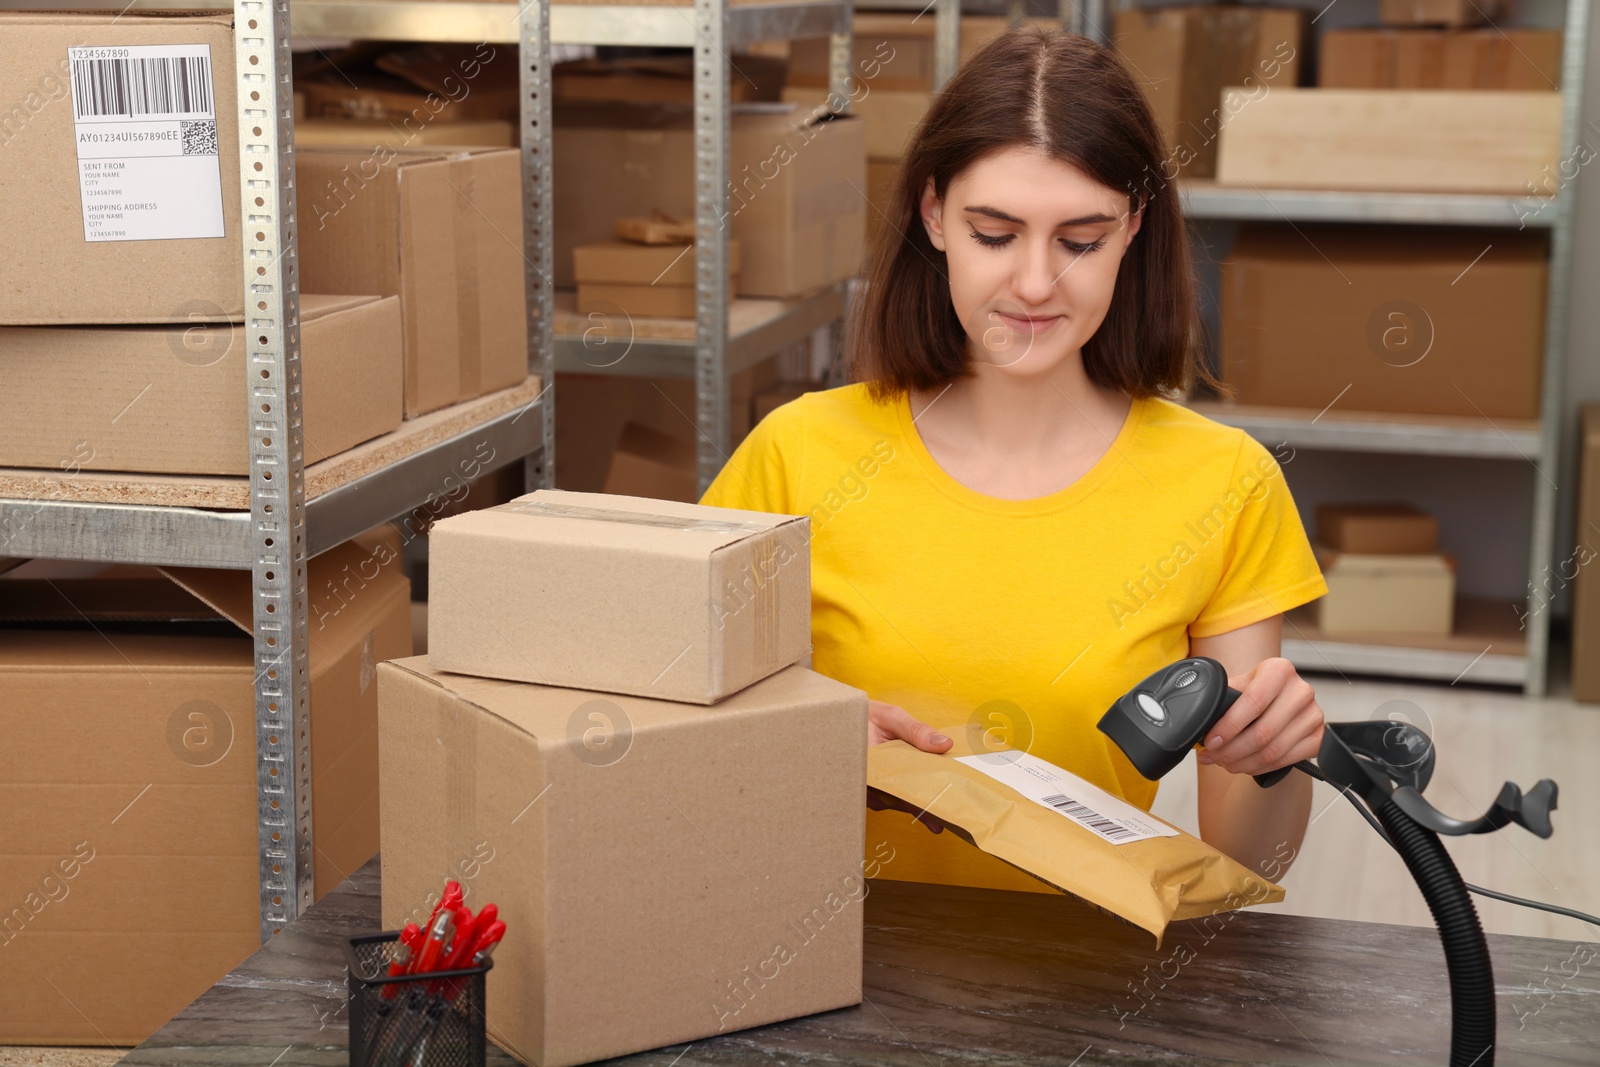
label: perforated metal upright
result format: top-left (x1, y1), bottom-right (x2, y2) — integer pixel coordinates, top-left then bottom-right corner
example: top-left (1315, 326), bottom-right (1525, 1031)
top-left (232, 0), bottom-right (313, 941)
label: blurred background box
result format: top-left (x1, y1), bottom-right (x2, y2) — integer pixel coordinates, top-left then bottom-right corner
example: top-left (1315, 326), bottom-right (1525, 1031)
top-left (1215, 87), bottom-right (1562, 194)
top-left (0, 295), bottom-right (401, 475)
top-left (1111, 4), bottom-right (1305, 179)
top-left (554, 53), bottom-right (784, 104)
top-left (785, 13), bottom-right (1059, 92)
top-left (1571, 405), bottom-right (1600, 702)
top-left (1319, 28), bottom-right (1562, 89)
top-left (296, 146), bottom-right (528, 418)
top-left (0, 11), bottom-right (242, 325)
top-left (779, 85), bottom-right (930, 162)
top-left (292, 117), bottom-right (514, 149)
top-left (574, 238), bottom-right (741, 318)
top-left (1316, 503), bottom-right (1440, 554)
top-left (1313, 544), bottom-right (1457, 633)
top-left (1379, 0), bottom-right (1507, 26)
top-left (295, 41), bottom-right (520, 129)
top-left (603, 422), bottom-right (698, 502)
top-left (1220, 225), bottom-right (1546, 419)
top-left (553, 101), bottom-right (865, 297)
top-left (0, 528), bottom-right (408, 1044)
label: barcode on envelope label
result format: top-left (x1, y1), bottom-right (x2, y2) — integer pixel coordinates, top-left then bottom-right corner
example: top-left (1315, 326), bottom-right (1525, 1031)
top-left (1038, 793), bottom-right (1138, 843)
top-left (70, 54), bottom-right (214, 120)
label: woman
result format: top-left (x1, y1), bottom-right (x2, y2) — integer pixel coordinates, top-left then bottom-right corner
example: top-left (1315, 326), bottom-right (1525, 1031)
top-left (701, 25), bottom-right (1330, 891)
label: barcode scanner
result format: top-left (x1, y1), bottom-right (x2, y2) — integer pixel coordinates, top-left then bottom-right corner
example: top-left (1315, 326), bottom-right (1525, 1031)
top-left (1098, 654), bottom-right (1571, 1067)
top-left (1097, 656), bottom-right (1292, 789)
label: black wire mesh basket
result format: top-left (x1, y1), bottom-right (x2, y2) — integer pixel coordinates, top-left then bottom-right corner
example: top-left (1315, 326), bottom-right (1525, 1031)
top-left (344, 930), bottom-right (492, 1067)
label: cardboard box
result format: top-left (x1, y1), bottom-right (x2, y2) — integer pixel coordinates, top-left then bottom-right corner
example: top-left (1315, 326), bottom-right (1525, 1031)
top-left (1214, 88), bottom-right (1562, 194)
top-left (0, 526), bottom-right (410, 1044)
top-left (293, 117), bottom-right (515, 149)
top-left (786, 14), bottom-right (1062, 92)
top-left (296, 146), bottom-right (529, 418)
top-left (1111, 5), bottom-right (1304, 179)
top-left (1221, 225), bottom-right (1546, 419)
top-left (296, 41), bottom-right (520, 128)
top-left (1319, 28), bottom-right (1562, 90)
top-left (1570, 405), bottom-right (1600, 702)
top-left (575, 239), bottom-right (742, 318)
top-left (0, 294), bottom-right (402, 475)
top-left (1316, 503), bottom-right (1439, 554)
top-left (0, 11), bottom-right (242, 325)
top-left (553, 102), bottom-right (866, 297)
top-left (377, 657), bottom-right (868, 1067)
top-left (1380, 0), bottom-right (1506, 26)
top-left (603, 421), bottom-right (698, 502)
top-left (779, 85), bottom-right (931, 162)
top-left (428, 489), bottom-right (810, 703)
top-left (1313, 543), bottom-right (1456, 633)
top-left (865, 159), bottom-right (900, 248)
top-left (555, 53), bottom-right (785, 104)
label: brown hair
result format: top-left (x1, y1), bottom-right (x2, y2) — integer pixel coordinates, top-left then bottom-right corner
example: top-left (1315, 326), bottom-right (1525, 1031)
top-left (849, 25), bottom-right (1225, 403)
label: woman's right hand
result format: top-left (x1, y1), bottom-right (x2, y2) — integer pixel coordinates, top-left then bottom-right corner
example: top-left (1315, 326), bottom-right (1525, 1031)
top-left (868, 699), bottom-right (954, 752)
top-left (867, 700), bottom-right (952, 834)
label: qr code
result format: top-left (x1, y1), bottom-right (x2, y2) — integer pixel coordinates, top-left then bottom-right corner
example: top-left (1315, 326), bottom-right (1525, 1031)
top-left (181, 119), bottom-right (218, 156)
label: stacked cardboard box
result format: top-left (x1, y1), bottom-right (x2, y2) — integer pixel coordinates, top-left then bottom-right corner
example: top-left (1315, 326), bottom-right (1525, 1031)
top-left (574, 237), bottom-right (742, 319)
top-left (1220, 225), bottom-right (1547, 420)
top-left (386, 490), bottom-right (868, 1065)
top-left (1311, 504), bottom-right (1455, 633)
top-left (1571, 405), bottom-right (1600, 703)
top-left (295, 146), bottom-right (529, 419)
top-left (1111, 5), bottom-right (1305, 179)
top-left (554, 53), bottom-right (786, 105)
top-left (553, 101), bottom-right (866, 298)
top-left (1320, 28), bottom-right (1562, 89)
top-left (0, 11), bottom-right (407, 471)
top-left (295, 41), bottom-right (520, 133)
top-left (0, 526), bottom-right (412, 1044)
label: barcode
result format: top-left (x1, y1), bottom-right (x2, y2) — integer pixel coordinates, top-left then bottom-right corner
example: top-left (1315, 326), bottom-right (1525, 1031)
top-left (71, 55), bottom-right (214, 119)
top-left (1039, 793), bottom-right (1138, 842)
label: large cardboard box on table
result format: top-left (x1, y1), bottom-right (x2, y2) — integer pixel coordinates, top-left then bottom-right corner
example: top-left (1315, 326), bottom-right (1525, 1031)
top-left (553, 102), bottom-right (866, 297)
top-left (296, 146), bottom-right (529, 418)
top-left (1319, 28), bottom-right (1562, 90)
top-left (1110, 5), bottom-right (1305, 179)
top-left (0, 11), bottom-right (242, 324)
top-left (1214, 87), bottom-right (1562, 194)
top-left (428, 490), bottom-right (810, 703)
top-left (1220, 225), bottom-right (1546, 419)
top-left (0, 294), bottom-right (401, 475)
top-left (377, 657), bottom-right (869, 1067)
top-left (0, 526), bottom-right (411, 1045)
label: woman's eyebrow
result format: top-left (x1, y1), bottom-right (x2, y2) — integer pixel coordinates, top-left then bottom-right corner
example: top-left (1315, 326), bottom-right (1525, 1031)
top-left (963, 205), bottom-right (1119, 227)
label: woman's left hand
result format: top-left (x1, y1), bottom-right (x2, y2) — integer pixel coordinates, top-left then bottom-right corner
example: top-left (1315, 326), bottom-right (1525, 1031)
top-left (1197, 657), bottom-right (1324, 775)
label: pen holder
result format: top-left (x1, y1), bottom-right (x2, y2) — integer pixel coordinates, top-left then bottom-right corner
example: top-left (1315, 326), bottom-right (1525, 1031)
top-left (344, 931), bottom-right (491, 1067)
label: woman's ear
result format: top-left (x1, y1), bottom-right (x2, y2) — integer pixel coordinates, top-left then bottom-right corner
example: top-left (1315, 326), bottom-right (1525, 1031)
top-left (919, 176), bottom-right (947, 252)
top-left (1125, 195), bottom-right (1145, 243)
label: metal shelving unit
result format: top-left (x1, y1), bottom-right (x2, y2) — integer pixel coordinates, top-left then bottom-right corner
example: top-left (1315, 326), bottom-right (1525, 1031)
top-left (1166, 1), bottom-right (1591, 696)
top-left (0, 0), bottom-right (554, 938)
top-left (541, 0), bottom-right (853, 494)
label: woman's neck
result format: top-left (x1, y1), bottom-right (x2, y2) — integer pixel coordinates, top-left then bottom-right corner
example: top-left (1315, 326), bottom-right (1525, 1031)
top-left (902, 352), bottom-right (1134, 501)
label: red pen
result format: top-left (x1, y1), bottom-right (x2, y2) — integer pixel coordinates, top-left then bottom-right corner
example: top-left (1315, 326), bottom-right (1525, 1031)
top-left (442, 903), bottom-right (496, 973)
top-left (443, 918), bottom-right (506, 1002)
top-left (381, 922), bottom-right (424, 1001)
top-left (409, 908), bottom-right (455, 977)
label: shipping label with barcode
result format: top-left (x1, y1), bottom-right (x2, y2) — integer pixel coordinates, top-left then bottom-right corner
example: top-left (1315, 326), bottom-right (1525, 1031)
top-left (67, 44), bottom-right (224, 242)
top-left (954, 751), bottom-right (1180, 845)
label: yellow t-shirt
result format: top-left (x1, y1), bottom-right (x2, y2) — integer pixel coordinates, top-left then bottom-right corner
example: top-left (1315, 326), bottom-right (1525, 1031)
top-left (699, 382), bottom-right (1329, 893)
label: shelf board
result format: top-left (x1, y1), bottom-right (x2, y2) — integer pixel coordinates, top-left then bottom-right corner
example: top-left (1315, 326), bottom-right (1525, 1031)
top-left (553, 1), bottom-right (848, 48)
top-left (1285, 595), bottom-right (1527, 687)
top-left (1179, 179), bottom-right (1555, 229)
top-left (0, 377), bottom-right (544, 568)
top-left (553, 283), bottom-right (846, 377)
top-left (1183, 399), bottom-right (1543, 459)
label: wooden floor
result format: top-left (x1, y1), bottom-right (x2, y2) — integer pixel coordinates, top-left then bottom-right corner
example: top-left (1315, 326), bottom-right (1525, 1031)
top-left (1149, 638), bottom-right (1600, 943)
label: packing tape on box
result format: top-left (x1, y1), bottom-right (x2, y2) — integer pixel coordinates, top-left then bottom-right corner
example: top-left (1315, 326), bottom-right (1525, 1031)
top-left (500, 499), bottom-right (772, 536)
